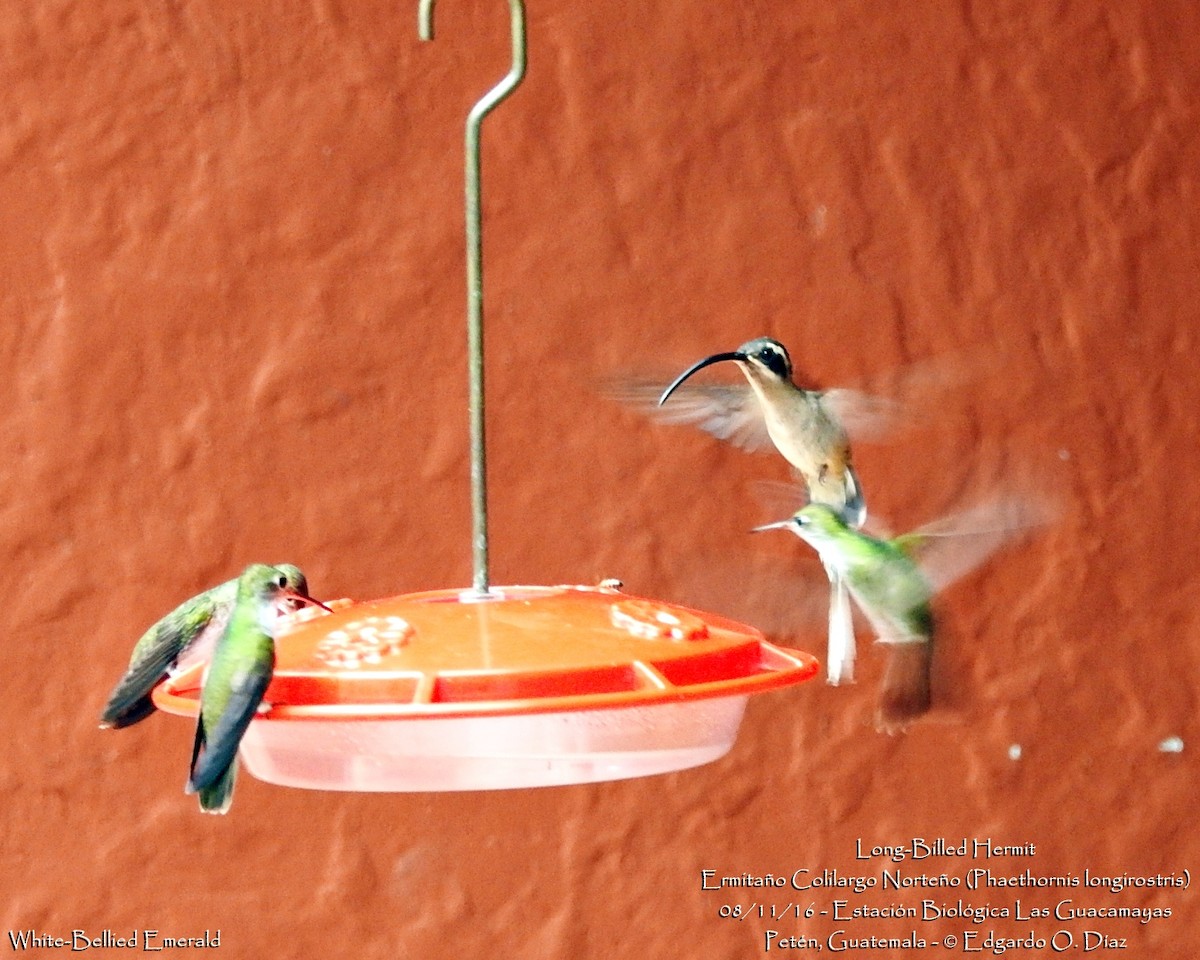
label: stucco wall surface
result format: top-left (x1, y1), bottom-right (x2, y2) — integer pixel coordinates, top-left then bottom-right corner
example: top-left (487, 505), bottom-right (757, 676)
top-left (2, 0), bottom-right (1198, 956)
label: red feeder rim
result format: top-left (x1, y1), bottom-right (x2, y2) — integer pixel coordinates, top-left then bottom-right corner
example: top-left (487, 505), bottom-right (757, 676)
top-left (154, 584), bottom-right (817, 720)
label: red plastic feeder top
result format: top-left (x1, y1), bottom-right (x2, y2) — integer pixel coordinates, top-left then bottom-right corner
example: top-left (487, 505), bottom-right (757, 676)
top-left (154, 583), bottom-right (818, 792)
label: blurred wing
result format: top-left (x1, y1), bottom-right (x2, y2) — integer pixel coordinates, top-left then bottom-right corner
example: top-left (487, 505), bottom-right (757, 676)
top-left (670, 546), bottom-right (834, 649)
top-left (844, 582), bottom-right (909, 644)
top-left (748, 479), bottom-right (808, 524)
top-left (606, 379), bottom-right (773, 453)
top-left (819, 389), bottom-right (900, 442)
top-left (902, 496), bottom-right (1055, 594)
top-left (819, 351), bottom-right (997, 442)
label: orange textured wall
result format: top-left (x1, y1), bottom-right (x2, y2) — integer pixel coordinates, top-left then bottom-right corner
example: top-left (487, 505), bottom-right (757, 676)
top-left (5, 0), bottom-right (1199, 955)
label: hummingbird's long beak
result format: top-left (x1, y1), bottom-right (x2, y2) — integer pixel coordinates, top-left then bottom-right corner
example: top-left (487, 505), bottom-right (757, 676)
top-left (658, 351), bottom-right (746, 406)
top-left (751, 519), bottom-right (794, 533)
top-left (280, 588), bottom-right (333, 613)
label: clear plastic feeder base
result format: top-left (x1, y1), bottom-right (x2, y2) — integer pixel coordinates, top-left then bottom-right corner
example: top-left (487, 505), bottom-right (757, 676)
top-left (239, 697), bottom-right (748, 791)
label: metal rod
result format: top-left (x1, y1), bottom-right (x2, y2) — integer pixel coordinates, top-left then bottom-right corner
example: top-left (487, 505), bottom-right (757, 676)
top-left (418, 0), bottom-right (527, 597)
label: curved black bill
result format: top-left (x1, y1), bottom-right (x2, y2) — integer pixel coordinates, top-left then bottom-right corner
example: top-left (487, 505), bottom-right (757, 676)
top-left (657, 351), bottom-right (745, 406)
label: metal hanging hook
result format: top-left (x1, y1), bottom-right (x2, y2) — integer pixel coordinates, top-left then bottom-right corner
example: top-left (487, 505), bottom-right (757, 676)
top-left (418, 0), bottom-right (527, 598)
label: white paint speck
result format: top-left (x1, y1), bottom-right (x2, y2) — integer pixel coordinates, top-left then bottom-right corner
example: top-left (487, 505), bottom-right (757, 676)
top-left (1007, 744), bottom-right (1022, 761)
top-left (809, 204), bottom-right (828, 235)
top-left (1158, 736), bottom-right (1184, 753)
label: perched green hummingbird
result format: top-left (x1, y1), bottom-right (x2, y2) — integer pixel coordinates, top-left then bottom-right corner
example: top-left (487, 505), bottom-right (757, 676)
top-left (187, 563), bottom-right (329, 815)
top-left (755, 499), bottom-right (1046, 733)
top-left (99, 563), bottom-right (310, 730)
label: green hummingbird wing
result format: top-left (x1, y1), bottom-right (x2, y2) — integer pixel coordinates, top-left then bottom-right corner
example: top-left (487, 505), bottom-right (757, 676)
top-left (890, 531), bottom-right (928, 558)
top-left (840, 536), bottom-right (934, 644)
top-left (99, 582), bottom-right (234, 729)
top-left (843, 579), bottom-right (931, 645)
top-left (99, 636), bottom-right (184, 728)
top-left (894, 496), bottom-right (1053, 593)
top-left (187, 666), bottom-right (273, 795)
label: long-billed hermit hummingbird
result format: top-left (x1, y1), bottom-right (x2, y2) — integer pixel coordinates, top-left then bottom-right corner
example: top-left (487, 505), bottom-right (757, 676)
top-left (187, 563), bottom-right (329, 814)
top-left (99, 563), bottom-right (310, 730)
top-left (755, 498), bottom-right (1048, 734)
top-left (656, 337), bottom-right (868, 527)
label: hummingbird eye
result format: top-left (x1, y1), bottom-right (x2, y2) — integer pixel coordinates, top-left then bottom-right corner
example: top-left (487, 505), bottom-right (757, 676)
top-left (277, 575), bottom-right (288, 588)
top-left (756, 345), bottom-right (790, 378)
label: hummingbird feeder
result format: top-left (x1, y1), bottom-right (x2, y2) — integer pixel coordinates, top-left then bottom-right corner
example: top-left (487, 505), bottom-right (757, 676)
top-left (152, 0), bottom-right (818, 791)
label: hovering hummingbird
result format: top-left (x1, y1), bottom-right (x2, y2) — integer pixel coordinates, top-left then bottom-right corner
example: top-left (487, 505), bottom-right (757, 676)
top-left (656, 337), bottom-right (868, 527)
top-left (187, 563), bottom-right (329, 814)
top-left (755, 499), bottom-right (1047, 733)
top-left (99, 563), bottom-right (310, 730)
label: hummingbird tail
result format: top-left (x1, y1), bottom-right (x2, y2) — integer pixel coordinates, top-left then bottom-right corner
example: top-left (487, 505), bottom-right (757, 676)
top-left (841, 466), bottom-right (867, 530)
top-left (195, 759), bottom-right (238, 815)
top-left (187, 714), bottom-right (238, 814)
top-left (825, 574), bottom-right (856, 685)
top-left (875, 640), bottom-right (932, 735)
